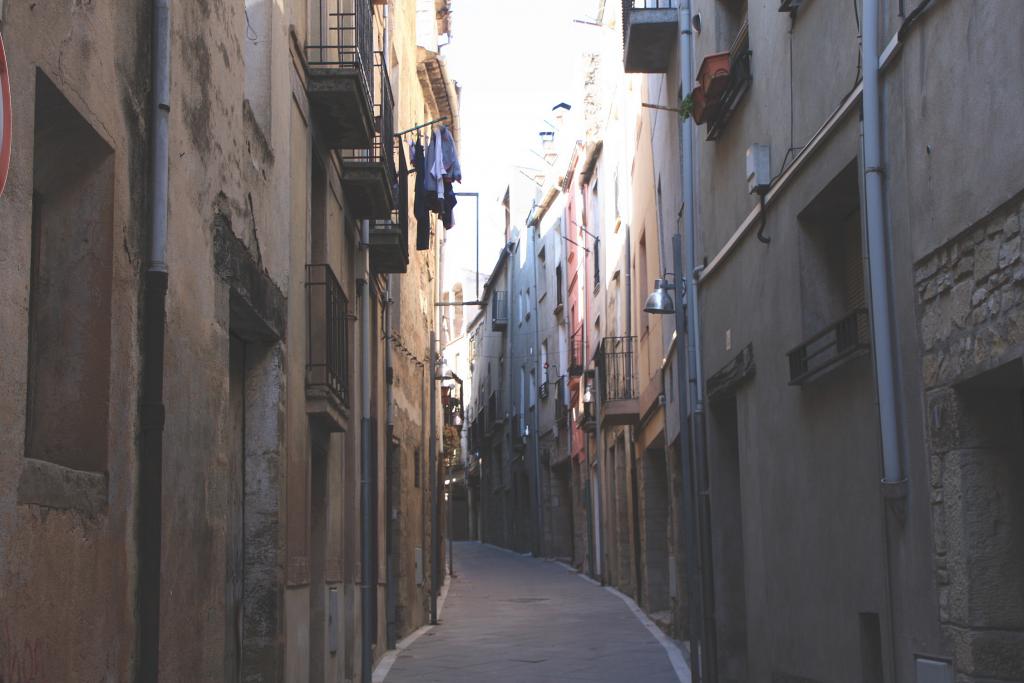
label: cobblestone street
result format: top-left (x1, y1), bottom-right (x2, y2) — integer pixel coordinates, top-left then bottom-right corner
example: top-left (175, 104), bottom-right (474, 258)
top-left (377, 542), bottom-right (689, 682)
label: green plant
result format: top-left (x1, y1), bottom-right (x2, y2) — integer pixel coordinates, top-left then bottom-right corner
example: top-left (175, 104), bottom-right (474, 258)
top-left (678, 94), bottom-right (695, 120)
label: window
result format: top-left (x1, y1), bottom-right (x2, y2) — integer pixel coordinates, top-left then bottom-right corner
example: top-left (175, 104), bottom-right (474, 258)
top-left (25, 71), bottom-right (114, 474)
top-left (244, 0), bottom-right (273, 133)
top-left (414, 448), bottom-right (421, 488)
top-left (529, 369), bottom-right (537, 408)
top-left (637, 231), bottom-right (650, 332)
top-left (519, 367), bottom-right (527, 417)
top-left (789, 161), bottom-right (869, 384)
top-left (541, 341), bottom-right (549, 381)
top-left (717, 0), bottom-right (748, 52)
top-left (555, 264), bottom-right (564, 308)
top-left (798, 161), bottom-right (865, 334)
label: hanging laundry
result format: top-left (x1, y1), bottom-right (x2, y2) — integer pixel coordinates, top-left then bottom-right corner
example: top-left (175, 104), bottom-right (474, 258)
top-left (413, 139), bottom-right (431, 250)
top-left (424, 125), bottom-right (462, 229)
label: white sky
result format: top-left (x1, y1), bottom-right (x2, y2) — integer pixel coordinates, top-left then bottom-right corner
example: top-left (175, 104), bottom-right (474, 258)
top-left (441, 0), bottom-right (602, 300)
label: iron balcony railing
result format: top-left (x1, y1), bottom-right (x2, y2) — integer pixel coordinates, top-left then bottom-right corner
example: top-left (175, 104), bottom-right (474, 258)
top-left (787, 308), bottom-right (870, 385)
top-left (342, 52), bottom-right (395, 186)
top-left (306, 0), bottom-right (373, 79)
top-left (598, 336), bottom-right (638, 402)
top-left (622, 0), bottom-right (677, 40)
top-left (306, 263), bottom-right (349, 405)
top-left (569, 324), bottom-right (586, 376)
top-left (706, 31), bottom-right (753, 141)
top-left (491, 291), bottom-right (509, 329)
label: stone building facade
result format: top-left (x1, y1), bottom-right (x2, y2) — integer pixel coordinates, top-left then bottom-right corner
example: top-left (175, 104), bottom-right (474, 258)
top-left (0, 0), bottom-right (455, 680)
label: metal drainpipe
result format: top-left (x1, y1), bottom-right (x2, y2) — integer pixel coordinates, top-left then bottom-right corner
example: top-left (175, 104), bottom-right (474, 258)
top-left (671, 235), bottom-right (703, 683)
top-left (138, 0), bottom-right (171, 679)
top-left (384, 274), bottom-right (396, 650)
top-left (679, 0), bottom-right (717, 678)
top-left (862, 0), bottom-right (905, 489)
top-left (428, 330), bottom-right (438, 624)
top-left (530, 226), bottom-right (545, 557)
top-left (359, 219), bottom-right (374, 683)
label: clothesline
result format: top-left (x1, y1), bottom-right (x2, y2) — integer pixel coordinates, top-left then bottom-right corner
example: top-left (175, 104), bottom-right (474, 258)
top-left (394, 116), bottom-right (449, 138)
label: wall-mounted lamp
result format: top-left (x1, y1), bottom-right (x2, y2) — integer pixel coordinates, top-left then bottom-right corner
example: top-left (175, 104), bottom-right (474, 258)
top-left (644, 276), bottom-right (684, 316)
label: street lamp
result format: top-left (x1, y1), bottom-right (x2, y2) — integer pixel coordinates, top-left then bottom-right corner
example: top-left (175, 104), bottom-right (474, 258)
top-left (643, 277), bottom-right (678, 315)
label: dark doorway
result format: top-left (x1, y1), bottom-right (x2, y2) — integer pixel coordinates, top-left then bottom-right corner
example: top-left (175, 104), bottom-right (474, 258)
top-left (710, 397), bottom-right (748, 683)
top-left (309, 431), bottom-right (329, 683)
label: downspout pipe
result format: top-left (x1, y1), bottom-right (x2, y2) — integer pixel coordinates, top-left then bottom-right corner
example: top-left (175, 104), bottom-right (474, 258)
top-left (384, 275), bottom-right (396, 649)
top-left (428, 330), bottom-right (439, 624)
top-left (670, 235), bottom-right (702, 682)
top-left (138, 0), bottom-right (170, 680)
top-left (530, 226), bottom-right (545, 557)
top-left (679, 1), bottom-right (717, 679)
top-left (359, 219), bottom-right (374, 683)
top-left (861, 0), bottom-right (905, 489)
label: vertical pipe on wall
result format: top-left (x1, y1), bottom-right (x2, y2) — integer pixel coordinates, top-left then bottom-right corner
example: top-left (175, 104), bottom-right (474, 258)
top-left (861, 0), bottom-right (905, 488)
top-left (138, 0), bottom-right (171, 679)
top-left (428, 331), bottom-right (439, 624)
top-left (359, 219), bottom-right (374, 683)
top-left (679, 0), bottom-right (716, 677)
top-left (671, 235), bottom-right (703, 683)
top-left (530, 225), bottom-right (545, 557)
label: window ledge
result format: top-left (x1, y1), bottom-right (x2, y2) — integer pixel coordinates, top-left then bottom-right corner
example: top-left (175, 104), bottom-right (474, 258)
top-left (18, 458), bottom-right (108, 516)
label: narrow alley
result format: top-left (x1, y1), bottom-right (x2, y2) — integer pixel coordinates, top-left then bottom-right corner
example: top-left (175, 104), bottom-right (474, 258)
top-left (2, 1), bottom-right (1024, 682)
top-left (378, 542), bottom-right (688, 683)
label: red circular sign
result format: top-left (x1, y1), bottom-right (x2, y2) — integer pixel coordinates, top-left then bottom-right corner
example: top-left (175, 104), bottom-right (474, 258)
top-left (0, 32), bottom-right (11, 198)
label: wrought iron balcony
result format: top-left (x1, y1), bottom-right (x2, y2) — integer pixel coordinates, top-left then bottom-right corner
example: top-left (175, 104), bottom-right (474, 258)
top-left (305, 0), bottom-right (375, 148)
top-left (306, 263), bottom-right (349, 431)
top-left (569, 324), bottom-right (586, 376)
top-left (787, 308), bottom-right (870, 385)
top-left (341, 52), bottom-right (396, 219)
top-left (622, 0), bottom-right (678, 73)
top-left (598, 336), bottom-right (640, 426)
top-left (491, 291), bottom-right (509, 330)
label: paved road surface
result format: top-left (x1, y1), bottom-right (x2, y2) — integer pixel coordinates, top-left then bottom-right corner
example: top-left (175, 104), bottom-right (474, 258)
top-left (379, 542), bottom-right (689, 682)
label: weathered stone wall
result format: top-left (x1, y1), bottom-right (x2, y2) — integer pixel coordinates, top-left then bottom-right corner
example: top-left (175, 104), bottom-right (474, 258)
top-left (0, 2), bottom-right (149, 680)
top-left (916, 191), bottom-right (1024, 682)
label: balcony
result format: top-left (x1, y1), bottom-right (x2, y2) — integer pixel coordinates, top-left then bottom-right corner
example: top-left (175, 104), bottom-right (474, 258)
top-left (598, 336), bottom-right (640, 426)
top-left (341, 52), bottom-right (396, 219)
top-left (622, 0), bottom-right (678, 74)
top-left (491, 291), bottom-right (509, 331)
top-left (369, 209), bottom-right (409, 273)
top-left (305, 264), bottom-right (350, 432)
top-left (692, 25), bottom-right (752, 141)
top-left (305, 0), bottom-right (374, 149)
top-left (569, 324), bottom-right (586, 376)
top-left (787, 308), bottom-right (870, 385)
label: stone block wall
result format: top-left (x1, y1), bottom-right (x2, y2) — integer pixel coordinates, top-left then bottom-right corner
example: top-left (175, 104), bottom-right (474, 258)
top-left (915, 190), bottom-right (1024, 682)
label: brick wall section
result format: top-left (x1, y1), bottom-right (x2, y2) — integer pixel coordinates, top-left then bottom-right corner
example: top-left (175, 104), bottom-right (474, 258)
top-left (915, 191), bottom-right (1024, 682)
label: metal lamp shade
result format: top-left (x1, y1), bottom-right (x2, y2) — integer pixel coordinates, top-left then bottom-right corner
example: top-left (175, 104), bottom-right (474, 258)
top-left (644, 279), bottom-right (675, 315)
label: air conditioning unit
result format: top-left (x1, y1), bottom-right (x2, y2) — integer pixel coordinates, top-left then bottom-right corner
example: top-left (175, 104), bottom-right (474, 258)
top-left (779, 0), bottom-right (803, 12)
